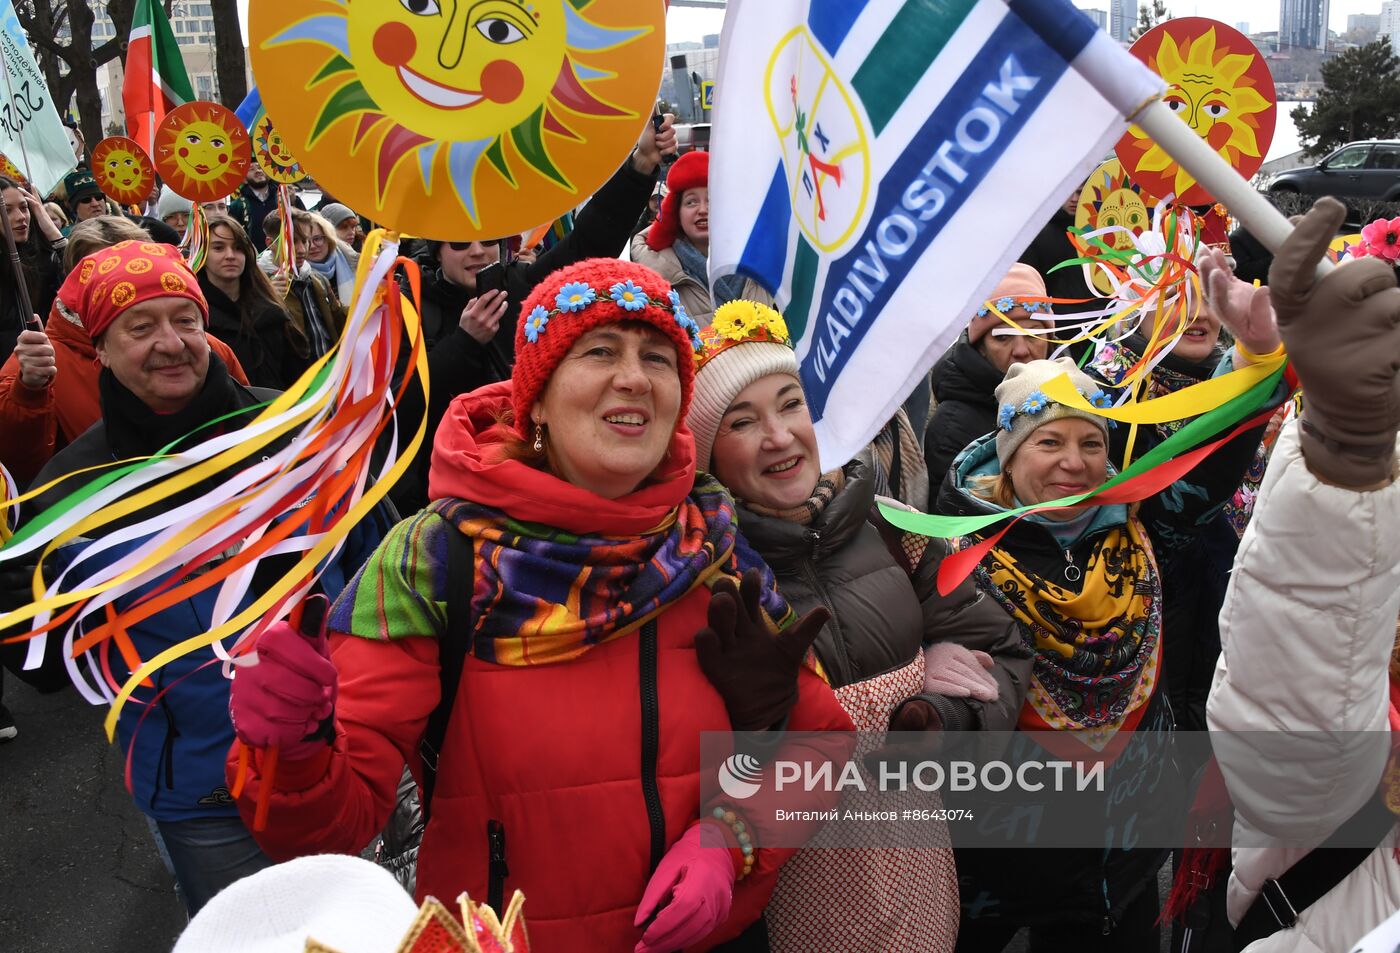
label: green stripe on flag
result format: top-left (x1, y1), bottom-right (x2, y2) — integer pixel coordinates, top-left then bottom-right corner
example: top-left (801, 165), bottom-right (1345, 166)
top-left (852, 0), bottom-right (978, 134)
top-left (784, 237), bottom-right (819, 342)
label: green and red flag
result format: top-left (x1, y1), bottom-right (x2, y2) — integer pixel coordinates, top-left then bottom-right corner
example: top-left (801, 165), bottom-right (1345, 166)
top-left (121, 0), bottom-right (194, 157)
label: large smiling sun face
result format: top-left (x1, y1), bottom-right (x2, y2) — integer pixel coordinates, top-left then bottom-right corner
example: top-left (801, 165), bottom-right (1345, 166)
top-left (348, 0), bottom-right (566, 141)
top-left (252, 0), bottom-right (664, 238)
top-left (1118, 19), bottom-right (1275, 206)
top-left (175, 120), bottom-right (235, 181)
top-left (154, 103), bottom-right (251, 203)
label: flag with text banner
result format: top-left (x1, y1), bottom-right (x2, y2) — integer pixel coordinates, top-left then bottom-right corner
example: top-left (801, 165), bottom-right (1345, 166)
top-left (0, 0), bottom-right (75, 194)
top-left (708, 0), bottom-right (1166, 468)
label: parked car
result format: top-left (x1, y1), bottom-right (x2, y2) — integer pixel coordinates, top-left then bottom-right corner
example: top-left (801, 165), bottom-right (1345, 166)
top-left (1269, 140), bottom-right (1400, 202)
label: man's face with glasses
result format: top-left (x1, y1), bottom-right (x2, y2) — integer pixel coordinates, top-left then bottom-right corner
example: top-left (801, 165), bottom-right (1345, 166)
top-left (438, 240), bottom-right (500, 291)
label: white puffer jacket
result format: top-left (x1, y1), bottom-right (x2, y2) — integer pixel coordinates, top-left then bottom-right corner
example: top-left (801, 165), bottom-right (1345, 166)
top-left (1207, 421), bottom-right (1400, 952)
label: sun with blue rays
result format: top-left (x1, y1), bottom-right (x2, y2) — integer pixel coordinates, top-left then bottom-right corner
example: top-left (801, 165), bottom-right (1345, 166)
top-left (251, 0), bottom-right (665, 239)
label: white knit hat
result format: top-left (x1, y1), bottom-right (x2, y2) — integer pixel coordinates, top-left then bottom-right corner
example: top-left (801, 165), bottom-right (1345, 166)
top-left (994, 357), bottom-right (1112, 466)
top-left (172, 855), bottom-right (418, 953)
top-left (688, 300), bottom-right (799, 470)
top-left (155, 185), bottom-right (192, 222)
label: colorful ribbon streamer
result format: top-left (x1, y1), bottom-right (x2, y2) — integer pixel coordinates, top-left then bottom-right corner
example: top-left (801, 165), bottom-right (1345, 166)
top-left (0, 230), bottom-right (428, 745)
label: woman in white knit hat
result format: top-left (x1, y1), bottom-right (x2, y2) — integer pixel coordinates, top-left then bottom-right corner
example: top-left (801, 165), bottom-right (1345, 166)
top-left (688, 300), bottom-right (1033, 952)
top-left (934, 346), bottom-right (1284, 949)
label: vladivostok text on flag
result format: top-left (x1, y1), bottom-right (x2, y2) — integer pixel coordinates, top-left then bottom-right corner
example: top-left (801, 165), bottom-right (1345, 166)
top-left (709, 0), bottom-right (1166, 469)
top-left (122, 0), bottom-right (194, 158)
top-left (0, 0), bottom-right (75, 194)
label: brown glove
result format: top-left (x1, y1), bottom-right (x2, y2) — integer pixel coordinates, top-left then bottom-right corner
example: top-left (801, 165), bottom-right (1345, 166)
top-left (694, 570), bottom-right (829, 732)
top-left (1268, 197), bottom-right (1400, 488)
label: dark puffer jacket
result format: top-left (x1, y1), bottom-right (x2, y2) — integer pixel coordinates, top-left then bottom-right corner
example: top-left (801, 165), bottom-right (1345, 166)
top-left (736, 452), bottom-right (1030, 730)
top-left (924, 332), bottom-right (1003, 493)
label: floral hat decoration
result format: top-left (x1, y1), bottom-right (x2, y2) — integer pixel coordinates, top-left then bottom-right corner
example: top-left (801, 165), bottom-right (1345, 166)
top-left (993, 357), bottom-right (1115, 466)
top-left (688, 299), bottom-right (801, 470)
top-left (511, 258), bottom-right (703, 433)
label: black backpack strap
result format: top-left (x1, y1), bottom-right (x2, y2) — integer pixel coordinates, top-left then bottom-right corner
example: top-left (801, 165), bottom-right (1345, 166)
top-left (419, 526), bottom-right (473, 820)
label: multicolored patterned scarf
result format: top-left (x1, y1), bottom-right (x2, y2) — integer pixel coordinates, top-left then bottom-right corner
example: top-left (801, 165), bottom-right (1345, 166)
top-left (967, 518), bottom-right (1162, 751)
top-left (435, 474), bottom-right (794, 666)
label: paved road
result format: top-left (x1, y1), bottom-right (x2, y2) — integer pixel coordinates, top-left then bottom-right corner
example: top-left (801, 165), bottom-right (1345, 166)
top-left (0, 674), bottom-right (187, 953)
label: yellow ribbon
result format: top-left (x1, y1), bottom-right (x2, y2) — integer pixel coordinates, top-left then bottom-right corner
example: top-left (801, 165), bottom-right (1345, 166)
top-left (1042, 351), bottom-right (1287, 425)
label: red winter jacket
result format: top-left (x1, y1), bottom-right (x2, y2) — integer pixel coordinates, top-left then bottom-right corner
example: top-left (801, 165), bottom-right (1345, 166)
top-left (231, 381), bottom-right (854, 951)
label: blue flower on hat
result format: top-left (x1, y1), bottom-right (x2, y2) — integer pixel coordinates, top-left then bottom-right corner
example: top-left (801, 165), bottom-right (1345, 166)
top-left (668, 289), bottom-right (684, 311)
top-left (524, 305), bottom-right (549, 343)
top-left (996, 296), bottom-right (1015, 312)
top-left (1087, 388), bottom-right (1114, 409)
top-left (677, 314), bottom-right (702, 351)
top-left (998, 403), bottom-right (1017, 432)
top-left (1020, 391), bottom-right (1049, 415)
top-left (610, 280), bottom-right (648, 311)
top-left (555, 282), bottom-right (595, 313)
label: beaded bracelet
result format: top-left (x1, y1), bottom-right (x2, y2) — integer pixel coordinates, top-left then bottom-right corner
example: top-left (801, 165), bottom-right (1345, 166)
top-left (710, 806), bottom-right (756, 881)
top-left (1235, 340), bottom-right (1285, 364)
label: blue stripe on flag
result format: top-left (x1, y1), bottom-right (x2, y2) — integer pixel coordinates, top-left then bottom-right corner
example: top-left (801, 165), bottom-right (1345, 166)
top-left (735, 164), bottom-right (792, 294)
top-left (235, 86), bottom-right (263, 132)
top-left (800, 11), bottom-right (1073, 421)
top-left (808, 0), bottom-right (871, 56)
top-left (1006, 0), bottom-right (1097, 64)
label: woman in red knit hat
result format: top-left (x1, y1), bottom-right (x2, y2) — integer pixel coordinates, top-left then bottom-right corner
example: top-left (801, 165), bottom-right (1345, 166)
top-left (228, 258), bottom-right (854, 952)
top-left (631, 150), bottom-right (773, 328)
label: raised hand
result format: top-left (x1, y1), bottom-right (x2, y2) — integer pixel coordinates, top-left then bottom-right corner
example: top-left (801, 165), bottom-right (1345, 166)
top-left (1198, 247), bottom-right (1280, 361)
top-left (694, 569), bottom-right (829, 732)
top-left (1268, 196), bottom-right (1400, 488)
top-left (459, 288), bottom-right (508, 344)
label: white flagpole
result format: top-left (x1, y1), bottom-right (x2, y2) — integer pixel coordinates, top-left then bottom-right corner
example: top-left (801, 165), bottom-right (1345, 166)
top-left (1130, 99), bottom-right (1330, 274)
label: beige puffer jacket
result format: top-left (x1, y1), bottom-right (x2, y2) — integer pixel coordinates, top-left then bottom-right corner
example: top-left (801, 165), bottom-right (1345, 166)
top-left (1207, 422), bottom-right (1400, 952)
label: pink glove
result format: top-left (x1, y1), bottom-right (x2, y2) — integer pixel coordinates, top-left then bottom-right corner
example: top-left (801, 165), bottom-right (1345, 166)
top-left (229, 598), bottom-right (337, 761)
top-left (633, 823), bottom-right (737, 953)
top-left (923, 641), bottom-right (999, 703)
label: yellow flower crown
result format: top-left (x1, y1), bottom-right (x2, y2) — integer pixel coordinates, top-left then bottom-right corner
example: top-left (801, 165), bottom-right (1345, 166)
top-left (696, 299), bottom-right (792, 371)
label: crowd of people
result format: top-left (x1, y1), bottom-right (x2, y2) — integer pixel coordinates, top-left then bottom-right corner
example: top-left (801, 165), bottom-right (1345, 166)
top-left (0, 105), bottom-right (1398, 953)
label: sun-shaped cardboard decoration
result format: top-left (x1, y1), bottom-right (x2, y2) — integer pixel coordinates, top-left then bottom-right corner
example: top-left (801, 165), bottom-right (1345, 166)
top-left (250, 0), bottom-right (666, 239)
top-left (253, 113), bottom-right (307, 184)
top-left (1116, 18), bottom-right (1276, 206)
top-left (91, 136), bottom-right (157, 206)
top-left (153, 102), bottom-right (252, 204)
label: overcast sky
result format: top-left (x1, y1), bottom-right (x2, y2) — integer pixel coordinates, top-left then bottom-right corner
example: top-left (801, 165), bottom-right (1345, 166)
top-left (233, 2), bottom-right (1382, 48)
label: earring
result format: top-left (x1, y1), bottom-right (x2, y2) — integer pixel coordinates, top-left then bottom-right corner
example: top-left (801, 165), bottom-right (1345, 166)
top-left (533, 424), bottom-right (544, 453)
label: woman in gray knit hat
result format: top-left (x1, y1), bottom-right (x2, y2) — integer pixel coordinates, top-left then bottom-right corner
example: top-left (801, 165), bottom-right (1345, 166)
top-left (690, 300), bottom-right (1032, 953)
top-left (935, 334), bottom-right (1284, 948)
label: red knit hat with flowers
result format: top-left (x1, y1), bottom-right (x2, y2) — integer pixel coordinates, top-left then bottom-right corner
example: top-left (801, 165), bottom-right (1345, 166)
top-left (512, 258), bottom-right (704, 433)
top-left (60, 239), bottom-right (208, 341)
top-left (645, 150), bottom-right (709, 251)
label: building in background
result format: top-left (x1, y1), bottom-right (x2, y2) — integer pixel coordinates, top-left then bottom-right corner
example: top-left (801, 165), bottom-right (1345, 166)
top-left (86, 0), bottom-right (252, 133)
top-left (1382, 1), bottom-right (1400, 48)
top-left (1349, 12), bottom-right (1382, 32)
top-left (1108, 0), bottom-right (1134, 42)
top-left (1236, 21), bottom-right (1251, 34)
top-left (1279, 0), bottom-right (1331, 50)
